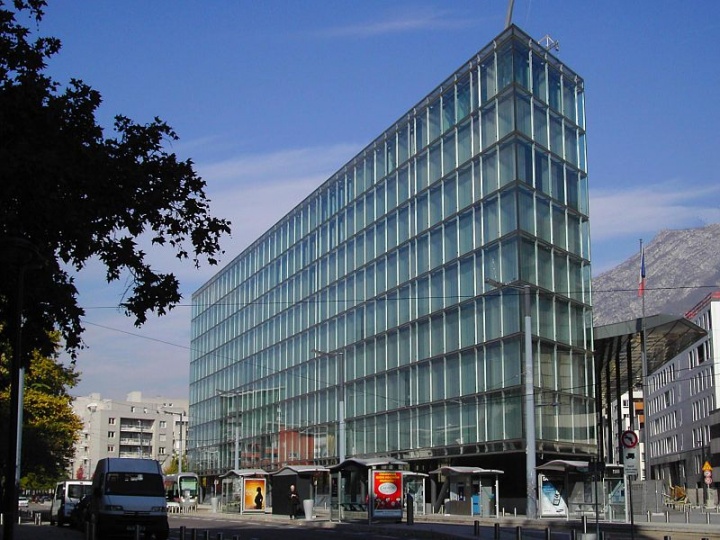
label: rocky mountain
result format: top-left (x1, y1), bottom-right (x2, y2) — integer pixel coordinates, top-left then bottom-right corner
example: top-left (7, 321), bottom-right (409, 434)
top-left (592, 224), bottom-right (720, 327)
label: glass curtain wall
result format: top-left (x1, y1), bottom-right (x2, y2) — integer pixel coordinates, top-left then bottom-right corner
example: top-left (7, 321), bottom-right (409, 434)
top-left (189, 26), bottom-right (593, 475)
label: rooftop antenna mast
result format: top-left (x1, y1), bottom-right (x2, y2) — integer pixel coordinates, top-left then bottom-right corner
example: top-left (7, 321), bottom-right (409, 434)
top-left (505, 0), bottom-right (515, 28)
top-left (538, 34), bottom-right (560, 52)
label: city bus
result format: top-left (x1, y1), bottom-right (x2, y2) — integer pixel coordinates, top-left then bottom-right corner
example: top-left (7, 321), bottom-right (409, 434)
top-left (164, 472), bottom-right (202, 510)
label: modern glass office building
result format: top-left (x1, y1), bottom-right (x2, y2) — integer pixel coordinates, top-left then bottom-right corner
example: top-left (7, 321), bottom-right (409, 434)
top-left (189, 25), bottom-right (594, 504)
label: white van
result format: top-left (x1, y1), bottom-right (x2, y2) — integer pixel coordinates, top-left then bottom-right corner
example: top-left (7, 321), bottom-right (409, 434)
top-left (89, 458), bottom-right (169, 540)
top-left (50, 480), bottom-right (92, 527)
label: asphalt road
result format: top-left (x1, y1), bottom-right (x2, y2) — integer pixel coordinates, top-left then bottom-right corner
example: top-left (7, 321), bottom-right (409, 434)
top-left (5, 502), bottom-right (719, 540)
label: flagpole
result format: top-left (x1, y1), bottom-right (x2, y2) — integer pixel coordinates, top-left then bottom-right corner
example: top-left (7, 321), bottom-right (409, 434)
top-left (639, 240), bottom-right (649, 480)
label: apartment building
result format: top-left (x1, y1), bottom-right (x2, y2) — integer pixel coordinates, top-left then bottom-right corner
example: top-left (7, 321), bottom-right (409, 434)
top-left (70, 392), bottom-right (188, 479)
top-left (646, 291), bottom-right (719, 491)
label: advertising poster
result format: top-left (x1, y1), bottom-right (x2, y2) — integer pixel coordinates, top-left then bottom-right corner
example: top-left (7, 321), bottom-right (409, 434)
top-left (539, 474), bottom-right (567, 517)
top-left (243, 478), bottom-right (266, 512)
top-left (371, 470), bottom-right (403, 519)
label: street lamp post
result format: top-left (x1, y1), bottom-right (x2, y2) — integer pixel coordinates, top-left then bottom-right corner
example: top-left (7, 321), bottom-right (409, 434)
top-left (698, 427), bottom-right (709, 507)
top-left (0, 238), bottom-right (44, 540)
top-left (86, 403), bottom-right (98, 479)
top-left (311, 349), bottom-right (345, 463)
top-left (216, 389), bottom-right (243, 471)
top-left (486, 279), bottom-right (537, 519)
top-left (163, 409), bottom-right (186, 474)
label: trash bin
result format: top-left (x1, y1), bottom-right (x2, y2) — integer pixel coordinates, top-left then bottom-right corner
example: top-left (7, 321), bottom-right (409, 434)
top-left (210, 496), bottom-right (219, 513)
top-left (302, 499), bottom-right (314, 520)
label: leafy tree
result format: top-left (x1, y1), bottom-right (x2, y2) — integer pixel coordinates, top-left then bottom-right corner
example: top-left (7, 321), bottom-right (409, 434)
top-left (162, 455), bottom-right (190, 476)
top-left (0, 0), bottom-right (232, 361)
top-left (0, 332), bottom-right (83, 489)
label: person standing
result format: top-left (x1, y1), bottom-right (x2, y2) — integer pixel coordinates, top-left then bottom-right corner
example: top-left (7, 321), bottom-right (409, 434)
top-left (254, 486), bottom-right (264, 510)
top-left (288, 484), bottom-right (300, 519)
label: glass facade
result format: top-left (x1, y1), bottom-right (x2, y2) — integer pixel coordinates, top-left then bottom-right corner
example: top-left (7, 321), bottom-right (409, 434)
top-left (189, 26), bottom-right (594, 479)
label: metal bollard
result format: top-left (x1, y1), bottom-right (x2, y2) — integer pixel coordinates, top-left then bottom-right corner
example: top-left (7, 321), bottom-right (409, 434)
top-left (191, 529), bottom-right (198, 540)
top-left (134, 524), bottom-right (142, 540)
top-left (494, 522), bottom-right (500, 540)
top-left (685, 510), bottom-right (689, 523)
top-left (571, 529), bottom-right (577, 540)
top-left (203, 531), bottom-right (210, 540)
top-left (232, 536), bottom-right (240, 540)
top-left (663, 536), bottom-right (671, 540)
top-left (179, 526), bottom-right (186, 540)
top-left (474, 520), bottom-right (480, 536)
top-left (647, 509), bottom-right (651, 522)
top-left (34, 512), bottom-right (41, 525)
top-left (545, 526), bottom-right (551, 540)
top-left (706, 513), bottom-right (711, 524)
top-left (516, 525), bottom-right (522, 540)
top-left (216, 533), bottom-right (224, 540)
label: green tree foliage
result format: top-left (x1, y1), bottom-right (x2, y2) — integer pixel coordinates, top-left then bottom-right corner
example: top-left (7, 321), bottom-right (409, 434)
top-left (162, 455), bottom-right (190, 476)
top-left (0, 0), bottom-right (232, 360)
top-left (0, 332), bottom-right (83, 489)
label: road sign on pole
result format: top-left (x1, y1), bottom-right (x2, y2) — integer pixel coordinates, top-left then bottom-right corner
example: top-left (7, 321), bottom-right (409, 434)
top-left (621, 430), bottom-right (638, 449)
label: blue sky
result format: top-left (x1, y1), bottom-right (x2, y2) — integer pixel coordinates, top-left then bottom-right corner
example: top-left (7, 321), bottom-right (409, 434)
top-left (32, 1), bottom-right (720, 400)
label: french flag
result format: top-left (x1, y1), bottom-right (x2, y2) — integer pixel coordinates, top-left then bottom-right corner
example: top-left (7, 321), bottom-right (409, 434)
top-left (638, 247), bottom-right (646, 297)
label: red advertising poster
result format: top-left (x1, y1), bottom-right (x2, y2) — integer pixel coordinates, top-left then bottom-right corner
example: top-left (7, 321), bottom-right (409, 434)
top-left (243, 478), bottom-right (266, 512)
top-left (371, 470), bottom-right (403, 518)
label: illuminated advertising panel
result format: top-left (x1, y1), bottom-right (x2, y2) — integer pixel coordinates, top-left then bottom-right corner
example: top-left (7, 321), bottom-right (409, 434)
top-left (371, 470), bottom-right (403, 519)
top-left (243, 478), bottom-right (266, 512)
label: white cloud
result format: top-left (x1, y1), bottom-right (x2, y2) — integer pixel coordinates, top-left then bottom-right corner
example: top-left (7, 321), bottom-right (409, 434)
top-left (69, 142), bottom-right (362, 399)
top-left (194, 143), bottom-right (361, 280)
top-left (590, 181), bottom-right (720, 241)
top-left (317, 8), bottom-right (477, 38)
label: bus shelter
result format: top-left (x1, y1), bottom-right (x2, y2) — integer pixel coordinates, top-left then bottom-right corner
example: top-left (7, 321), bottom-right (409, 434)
top-left (329, 457), bottom-right (409, 522)
top-left (270, 465), bottom-right (331, 518)
top-left (402, 470), bottom-right (429, 516)
top-left (536, 460), bottom-right (591, 519)
top-left (218, 468), bottom-right (269, 514)
top-left (429, 466), bottom-right (503, 517)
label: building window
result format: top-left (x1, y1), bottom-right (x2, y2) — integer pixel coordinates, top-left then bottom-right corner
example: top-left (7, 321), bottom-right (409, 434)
top-left (159, 447), bottom-right (166, 455)
top-left (108, 431), bottom-right (115, 438)
top-left (108, 418), bottom-right (116, 425)
top-left (107, 445), bottom-right (114, 453)
top-left (160, 420), bottom-right (167, 429)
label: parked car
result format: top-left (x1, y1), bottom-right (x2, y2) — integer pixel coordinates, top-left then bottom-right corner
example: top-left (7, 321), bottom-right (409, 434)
top-left (17, 496), bottom-right (29, 509)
